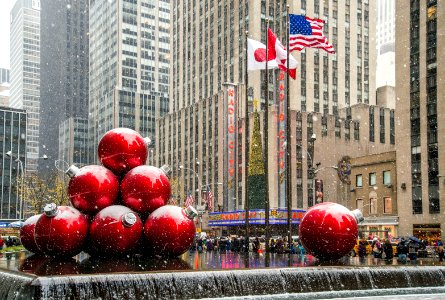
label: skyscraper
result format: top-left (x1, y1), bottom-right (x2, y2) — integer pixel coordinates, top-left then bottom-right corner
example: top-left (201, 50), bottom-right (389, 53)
top-left (376, 0), bottom-right (395, 88)
top-left (0, 107), bottom-right (27, 222)
top-left (39, 0), bottom-right (89, 171)
top-left (0, 69), bottom-right (10, 84)
top-left (170, 0), bottom-right (376, 114)
top-left (396, 0), bottom-right (444, 240)
top-left (88, 0), bottom-right (170, 162)
top-left (9, 0), bottom-right (41, 173)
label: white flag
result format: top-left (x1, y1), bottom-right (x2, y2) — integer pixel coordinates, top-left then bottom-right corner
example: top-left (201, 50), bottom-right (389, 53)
top-left (247, 38), bottom-right (279, 70)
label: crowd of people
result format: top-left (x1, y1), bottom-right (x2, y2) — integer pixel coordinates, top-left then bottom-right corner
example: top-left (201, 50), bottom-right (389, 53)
top-left (358, 236), bottom-right (445, 263)
top-left (0, 236), bottom-right (21, 249)
top-left (190, 235), bottom-right (305, 254)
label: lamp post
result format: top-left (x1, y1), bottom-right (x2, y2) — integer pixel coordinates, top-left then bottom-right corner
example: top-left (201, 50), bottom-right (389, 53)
top-left (308, 134), bottom-right (317, 207)
top-left (6, 151), bottom-right (48, 221)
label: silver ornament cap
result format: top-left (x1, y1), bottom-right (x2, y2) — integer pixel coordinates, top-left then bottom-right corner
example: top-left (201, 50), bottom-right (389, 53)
top-left (160, 164), bottom-right (172, 178)
top-left (44, 203), bottom-right (58, 217)
top-left (65, 165), bottom-right (80, 178)
top-left (351, 209), bottom-right (364, 224)
top-left (184, 206), bottom-right (198, 220)
top-left (122, 212), bottom-right (137, 227)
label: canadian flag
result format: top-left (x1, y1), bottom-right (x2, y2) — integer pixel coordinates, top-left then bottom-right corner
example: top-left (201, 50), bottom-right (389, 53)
top-left (247, 31), bottom-right (297, 79)
top-left (247, 38), bottom-right (279, 70)
top-left (267, 28), bottom-right (298, 79)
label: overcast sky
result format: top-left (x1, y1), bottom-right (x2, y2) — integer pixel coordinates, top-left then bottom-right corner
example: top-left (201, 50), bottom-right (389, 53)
top-left (0, 0), bottom-right (16, 69)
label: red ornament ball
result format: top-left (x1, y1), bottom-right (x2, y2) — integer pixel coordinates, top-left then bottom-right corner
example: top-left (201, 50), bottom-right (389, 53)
top-left (34, 203), bottom-right (89, 257)
top-left (144, 205), bottom-right (197, 257)
top-left (20, 214), bottom-right (42, 254)
top-left (121, 165), bottom-right (171, 216)
top-left (89, 205), bottom-right (143, 256)
top-left (299, 202), bottom-right (362, 260)
top-left (67, 165), bottom-right (119, 215)
top-left (98, 128), bottom-right (148, 177)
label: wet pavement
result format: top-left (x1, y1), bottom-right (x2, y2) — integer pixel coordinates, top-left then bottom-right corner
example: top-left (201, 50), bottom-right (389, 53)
top-left (1, 250), bottom-right (445, 276)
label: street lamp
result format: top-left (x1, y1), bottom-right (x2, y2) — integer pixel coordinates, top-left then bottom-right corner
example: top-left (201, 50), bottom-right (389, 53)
top-left (5, 151), bottom-right (48, 221)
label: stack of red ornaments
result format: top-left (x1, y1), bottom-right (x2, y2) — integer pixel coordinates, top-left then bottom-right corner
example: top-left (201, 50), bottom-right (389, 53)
top-left (20, 128), bottom-right (198, 258)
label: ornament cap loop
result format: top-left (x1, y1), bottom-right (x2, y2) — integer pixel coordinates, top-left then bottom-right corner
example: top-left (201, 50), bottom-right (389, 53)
top-left (143, 137), bottom-right (152, 147)
top-left (184, 206), bottom-right (198, 220)
top-left (160, 164), bottom-right (172, 177)
top-left (66, 165), bottom-right (80, 178)
top-left (351, 209), bottom-right (364, 224)
top-left (122, 212), bottom-right (137, 227)
top-left (44, 203), bottom-right (58, 217)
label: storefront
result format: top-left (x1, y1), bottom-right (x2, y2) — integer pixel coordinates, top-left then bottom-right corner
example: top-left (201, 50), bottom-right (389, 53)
top-left (413, 224), bottom-right (441, 245)
top-left (358, 216), bottom-right (399, 240)
top-left (208, 209), bottom-right (305, 236)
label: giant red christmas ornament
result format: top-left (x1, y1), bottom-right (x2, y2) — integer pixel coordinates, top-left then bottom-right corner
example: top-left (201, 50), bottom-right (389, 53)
top-left (20, 214), bottom-right (42, 254)
top-left (299, 202), bottom-right (364, 260)
top-left (121, 165), bottom-right (172, 216)
top-left (67, 165), bottom-right (119, 215)
top-left (97, 128), bottom-right (149, 177)
top-left (89, 205), bottom-right (143, 256)
top-left (34, 203), bottom-right (89, 257)
top-left (144, 205), bottom-right (197, 257)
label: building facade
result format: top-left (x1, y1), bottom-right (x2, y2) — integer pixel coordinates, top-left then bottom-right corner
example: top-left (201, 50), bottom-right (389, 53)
top-left (0, 107), bottom-right (27, 222)
top-left (157, 92), bottom-right (396, 234)
top-left (170, 0), bottom-right (376, 115)
top-left (395, 0), bottom-right (444, 243)
top-left (88, 0), bottom-right (170, 162)
top-left (58, 117), bottom-right (88, 167)
top-left (9, 0), bottom-right (41, 173)
top-left (39, 0), bottom-right (89, 173)
top-left (349, 151), bottom-right (398, 239)
top-left (376, 0), bottom-right (395, 88)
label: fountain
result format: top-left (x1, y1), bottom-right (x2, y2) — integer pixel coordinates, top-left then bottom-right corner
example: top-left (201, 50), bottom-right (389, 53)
top-left (2, 251), bottom-right (445, 299)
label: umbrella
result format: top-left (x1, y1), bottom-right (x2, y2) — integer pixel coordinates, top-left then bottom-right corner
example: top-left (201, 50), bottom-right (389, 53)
top-left (409, 236), bottom-right (422, 244)
top-left (8, 221), bottom-right (24, 228)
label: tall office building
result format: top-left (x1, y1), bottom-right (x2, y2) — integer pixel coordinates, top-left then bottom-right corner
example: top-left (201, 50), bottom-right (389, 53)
top-left (88, 0), bottom-right (170, 161)
top-left (376, 0), bottom-right (395, 88)
top-left (9, 0), bottom-right (41, 173)
top-left (0, 69), bottom-right (10, 84)
top-left (396, 0), bottom-right (443, 240)
top-left (0, 107), bottom-right (27, 222)
top-left (39, 0), bottom-right (89, 172)
top-left (171, 0), bottom-right (376, 114)
top-left (58, 117), bottom-right (88, 167)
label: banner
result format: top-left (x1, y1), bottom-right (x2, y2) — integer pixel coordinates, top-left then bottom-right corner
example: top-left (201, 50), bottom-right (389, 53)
top-left (277, 70), bottom-right (286, 208)
top-left (208, 209), bottom-right (305, 226)
top-left (225, 84), bottom-right (237, 210)
top-left (315, 179), bottom-right (323, 204)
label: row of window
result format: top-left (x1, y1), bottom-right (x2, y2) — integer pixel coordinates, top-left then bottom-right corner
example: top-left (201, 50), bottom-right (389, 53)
top-left (356, 170), bottom-right (391, 187)
top-left (357, 197), bottom-right (392, 215)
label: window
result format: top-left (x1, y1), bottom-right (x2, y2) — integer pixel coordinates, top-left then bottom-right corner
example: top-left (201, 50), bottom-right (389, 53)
top-left (370, 197), bottom-right (377, 214)
top-left (369, 173), bottom-right (376, 186)
top-left (356, 199), bottom-right (363, 211)
top-left (383, 171), bottom-right (391, 185)
top-left (356, 174), bottom-right (363, 188)
top-left (384, 197), bottom-right (392, 214)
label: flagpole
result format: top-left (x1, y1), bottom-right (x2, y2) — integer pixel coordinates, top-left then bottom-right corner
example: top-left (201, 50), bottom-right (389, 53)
top-left (286, 4), bottom-right (293, 251)
top-left (264, 19), bottom-right (270, 253)
top-left (244, 30), bottom-right (250, 253)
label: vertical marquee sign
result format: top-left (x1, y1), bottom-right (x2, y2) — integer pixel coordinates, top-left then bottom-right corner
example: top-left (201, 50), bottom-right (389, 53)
top-left (225, 84), bottom-right (237, 211)
top-left (277, 70), bottom-right (286, 208)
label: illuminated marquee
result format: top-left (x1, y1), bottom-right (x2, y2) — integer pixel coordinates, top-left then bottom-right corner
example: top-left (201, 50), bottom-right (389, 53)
top-left (208, 209), bottom-right (306, 226)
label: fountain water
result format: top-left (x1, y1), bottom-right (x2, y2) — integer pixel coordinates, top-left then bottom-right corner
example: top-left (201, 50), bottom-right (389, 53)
top-left (2, 252), bottom-right (445, 299)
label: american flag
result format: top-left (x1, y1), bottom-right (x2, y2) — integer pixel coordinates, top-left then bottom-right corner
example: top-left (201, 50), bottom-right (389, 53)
top-left (185, 192), bottom-right (194, 208)
top-left (289, 14), bottom-right (335, 54)
top-left (207, 189), bottom-right (213, 212)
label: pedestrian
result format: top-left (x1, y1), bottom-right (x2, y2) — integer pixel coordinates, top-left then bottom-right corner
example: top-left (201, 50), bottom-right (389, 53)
top-left (371, 237), bottom-right (383, 258)
top-left (269, 239), bottom-right (275, 253)
top-left (6, 236), bottom-right (13, 248)
top-left (397, 238), bottom-right (408, 263)
top-left (0, 237), bottom-right (4, 250)
top-left (437, 241), bottom-right (444, 262)
top-left (408, 240), bottom-right (418, 261)
top-left (358, 239), bottom-right (367, 257)
top-left (383, 239), bottom-right (393, 261)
